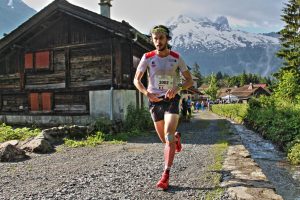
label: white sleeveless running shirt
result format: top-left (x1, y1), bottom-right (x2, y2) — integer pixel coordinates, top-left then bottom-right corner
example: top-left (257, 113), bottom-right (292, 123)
top-left (136, 50), bottom-right (188, 96)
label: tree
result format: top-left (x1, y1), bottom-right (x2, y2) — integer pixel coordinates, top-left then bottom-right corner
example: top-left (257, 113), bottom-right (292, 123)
top-left (275, 0), bottom-right (300, 101)
top-left (228, 76), bottom-right (240, 87)
top-left (240, 70), bottom-right (247, 86)
top-left (274, 71), bottom-right (300, 102)
top-left (191, 62), bottom-right (203, 87)
top-left (276, 0), bottom-right (300, 78)
top-left (205, 73), bottom-right (219, 100)
top-left (216, 71), bottom-right (223, 81)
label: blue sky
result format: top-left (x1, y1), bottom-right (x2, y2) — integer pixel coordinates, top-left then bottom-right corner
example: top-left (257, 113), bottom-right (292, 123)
top-left (23, 0), bottom-right (288, 34)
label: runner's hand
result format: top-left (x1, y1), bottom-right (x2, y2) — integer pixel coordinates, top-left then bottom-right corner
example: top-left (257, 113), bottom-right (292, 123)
top-left (146, 92), bottom-right (161, 102)
top-left (165, 87), bottom-right (180, 99)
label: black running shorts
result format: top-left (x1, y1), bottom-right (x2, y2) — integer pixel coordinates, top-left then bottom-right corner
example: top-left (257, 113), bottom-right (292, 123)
top-left (148, 94), bottom-right (180, 122)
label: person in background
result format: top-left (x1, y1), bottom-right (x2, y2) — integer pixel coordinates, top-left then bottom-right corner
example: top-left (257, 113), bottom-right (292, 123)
top-left (187, 96), bottom-right (192, 117)
top-left (201, 100), bottom-right (205, 111)
top-left (181, 98), bottom-right (188, 120)
top-left (195, 101), bottom-right (200, 112)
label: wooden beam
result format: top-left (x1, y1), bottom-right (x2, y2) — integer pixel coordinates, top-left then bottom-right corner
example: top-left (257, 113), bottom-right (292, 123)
top-left (65, 48), bottom-right (70, 88)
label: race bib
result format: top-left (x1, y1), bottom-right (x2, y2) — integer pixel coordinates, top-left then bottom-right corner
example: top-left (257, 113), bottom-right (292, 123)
top-left (154, 75), bottom-right (174, 90)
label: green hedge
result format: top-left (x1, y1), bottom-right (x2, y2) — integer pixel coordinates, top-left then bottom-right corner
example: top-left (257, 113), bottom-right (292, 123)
top-left (211, 98), bottom-right (300, 165)
top-left (211, 104), bottom-right (248, 123)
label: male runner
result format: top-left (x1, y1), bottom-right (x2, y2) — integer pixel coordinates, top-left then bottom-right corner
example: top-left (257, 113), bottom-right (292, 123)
top-left (133, 25), bottom-right (193, 190)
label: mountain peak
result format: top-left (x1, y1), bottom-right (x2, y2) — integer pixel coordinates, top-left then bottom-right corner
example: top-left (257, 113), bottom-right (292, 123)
top-left (176, 14), bottom-right (193, 24)
top-left (166, 14), bottom-right (279, 52)
top-left (214, 16), bottom-right (231, 31)
top-left (0, 0), bottom-right (36, 37)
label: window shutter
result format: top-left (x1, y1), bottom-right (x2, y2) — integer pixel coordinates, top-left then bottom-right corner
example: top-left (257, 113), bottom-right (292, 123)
top-left (30, 93), bottom-right (39, 111)
top-left (25, 53), bottom-right (33, 69)
top-left (42, 93), bottom-right (52, 111)
top-left (35, 51), bottom-right (50, 69)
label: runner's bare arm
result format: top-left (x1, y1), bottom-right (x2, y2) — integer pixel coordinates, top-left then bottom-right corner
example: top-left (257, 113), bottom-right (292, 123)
top-left (165, 70), bottom-right (194, 99)
top-left (133, 71), bottom-right (161, 102)
top-left (181, 70), bottom-right (194, 90)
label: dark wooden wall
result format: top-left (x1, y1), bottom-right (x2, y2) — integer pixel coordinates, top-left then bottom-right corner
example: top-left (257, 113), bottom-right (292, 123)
top-left (0, 12), bottom-right (148, 115)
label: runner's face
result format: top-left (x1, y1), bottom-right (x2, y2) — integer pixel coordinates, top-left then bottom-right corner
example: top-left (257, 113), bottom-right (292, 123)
top-left (152, 33), bottom-right (168, 51)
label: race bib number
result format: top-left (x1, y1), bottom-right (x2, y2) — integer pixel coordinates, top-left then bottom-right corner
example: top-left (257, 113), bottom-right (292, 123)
top-left (154, 75), bottom-right (174, 90)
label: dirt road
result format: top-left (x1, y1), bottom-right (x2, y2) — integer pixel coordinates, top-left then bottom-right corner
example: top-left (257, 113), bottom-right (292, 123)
top-left (0, 112), bottom-right (232, 200)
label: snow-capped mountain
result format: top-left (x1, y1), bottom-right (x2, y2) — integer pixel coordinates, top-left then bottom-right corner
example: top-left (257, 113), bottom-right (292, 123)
top-left (167, 15), bottom-right (282, 76)
top-left (0, 0), bottom-right (36, 37)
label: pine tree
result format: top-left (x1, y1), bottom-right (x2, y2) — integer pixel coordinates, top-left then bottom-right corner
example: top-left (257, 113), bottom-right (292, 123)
top-left (216, 71), bottom-right (223, 81)
top-left (276, 0), bottom-right (300, 77)
top-left (191, 62), bottom-right (203, 87)
top-left (275, 0), bottom-right (300, 101)
top-left (240, 70), bottom-right (247, 86)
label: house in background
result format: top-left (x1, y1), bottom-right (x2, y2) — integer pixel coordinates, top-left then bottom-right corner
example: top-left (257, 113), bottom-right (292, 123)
top-left (0, 0), bottom-right (153, 126)
top-left (180, 73), bottom-right (202, 100)
top-left (217, 83), bottom-right (271, 103)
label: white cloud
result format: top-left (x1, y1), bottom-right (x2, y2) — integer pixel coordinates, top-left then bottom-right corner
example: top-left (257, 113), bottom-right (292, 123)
top-left (23, 0), bottom-right (287, 33)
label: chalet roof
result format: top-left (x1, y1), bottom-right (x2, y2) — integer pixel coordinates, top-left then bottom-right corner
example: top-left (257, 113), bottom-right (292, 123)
top-left (191, 74), bottom-right (199, 80)
top-left (198, 84), bottom-right (209, 91)
top-left (0, 0), bottom-right (153, 53)
top-left (217, 84), bottom-right (271, 99)
top-left (253, 84), bottom-right (267, 88)
top-left (187, 87), bottom-right (203, 95)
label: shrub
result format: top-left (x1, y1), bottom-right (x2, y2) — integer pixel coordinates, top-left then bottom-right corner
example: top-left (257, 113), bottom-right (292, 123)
top-left (0, 124), bottom-right (40, 142)
top-left (64, 104), bottom-right (153, 147)
top-left (94, 117), bottom-right (112, 134)
top-left (123, 104), bottom-right (152, 131)
top-left (64, 131), bottom-right (105, 148)
top-left (211, 104), bottom-right (248, 123)
top-left (288, 143), bottom-right (300, 165)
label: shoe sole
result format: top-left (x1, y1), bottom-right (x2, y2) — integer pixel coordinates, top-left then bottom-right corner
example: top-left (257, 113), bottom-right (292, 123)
top-left (156, 182), bottom-right (169, 190)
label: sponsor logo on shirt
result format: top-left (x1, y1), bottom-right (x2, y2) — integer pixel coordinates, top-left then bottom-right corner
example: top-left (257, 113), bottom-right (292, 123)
top-left (168, 59), bottom-right (177, 62)
top-left (151, 61), bottom-right (156, 67)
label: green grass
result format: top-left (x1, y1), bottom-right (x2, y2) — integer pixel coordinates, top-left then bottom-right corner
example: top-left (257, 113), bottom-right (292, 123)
top-left (204, 118), bottom-right (230, 200)
top-left (0, 123), bottom-right (40, 142)
top-left (216, 120), bottom-right (234, 136)
top-left (63, 129), bottom-right (149, 148)
top-left (204, 140), bottom-right (229, 200)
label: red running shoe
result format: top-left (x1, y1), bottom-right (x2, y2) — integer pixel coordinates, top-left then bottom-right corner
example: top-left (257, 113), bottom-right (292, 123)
top-left (175, 131), bottom-right (182, 153)
top-left (156, 172), bottom-right (169, 190)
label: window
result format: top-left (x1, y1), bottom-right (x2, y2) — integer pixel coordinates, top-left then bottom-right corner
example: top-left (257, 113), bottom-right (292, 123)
top-left (29, 93), bottom-right (39, 111)
top-left (35, 51), bottom-right (50, 69)
top-left (25, 53), bottom-right (33, 69)
top-left (42, 93), bottom-right (52, 111)
top-left (24, 51), bottom-right (51, 71)
top-left (29, 92), bottom-right (52, 112)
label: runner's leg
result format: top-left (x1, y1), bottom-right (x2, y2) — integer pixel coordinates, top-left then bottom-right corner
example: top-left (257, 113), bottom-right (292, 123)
top-left (153, 120), bottom-right (166, 143)
top-left (163, 113), bottom-right (179, 169)
top-left (156, 113), bottom-right (179, 190)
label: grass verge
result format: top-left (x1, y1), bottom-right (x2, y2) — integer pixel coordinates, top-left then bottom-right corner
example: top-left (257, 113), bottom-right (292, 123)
top-left (204, 140), bottom-right (229, 200)
top-left (63, 130), bottom-right (150, 148)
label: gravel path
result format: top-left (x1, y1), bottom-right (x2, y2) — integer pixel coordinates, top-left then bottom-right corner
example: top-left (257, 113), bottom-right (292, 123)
top-left (0, 111), bottom-right (231, 200)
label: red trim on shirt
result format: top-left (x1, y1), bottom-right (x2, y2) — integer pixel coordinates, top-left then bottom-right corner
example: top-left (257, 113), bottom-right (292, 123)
top-left (170, 51), bottom-right (179, 59)
top-left (145, 51), bottom-right (156, 59)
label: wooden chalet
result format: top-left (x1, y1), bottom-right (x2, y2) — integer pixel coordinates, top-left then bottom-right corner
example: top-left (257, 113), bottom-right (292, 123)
top-left (0, 0), bottom-right (153, 125)
top-left (217, 83), bottom-right (271, 103)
